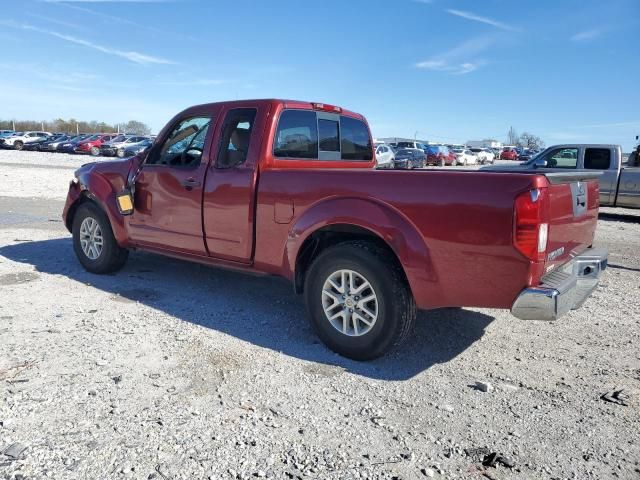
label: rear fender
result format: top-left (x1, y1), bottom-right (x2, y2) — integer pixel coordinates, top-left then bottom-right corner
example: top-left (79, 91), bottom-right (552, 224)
top-left (285, 197), bottom-right (438, 308)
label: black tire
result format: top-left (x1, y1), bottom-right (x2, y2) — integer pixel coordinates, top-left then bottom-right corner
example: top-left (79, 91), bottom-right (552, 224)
top-left (304, 241), bottom-right (416, 360)
top-left (72, 202), bottom-right (128, 274)
top-left (14, 141), bottom-right (23, 151)
top-left (90, 146), bottom-right (100, 156)
top-left (117, 148), bottom-right (126, 158)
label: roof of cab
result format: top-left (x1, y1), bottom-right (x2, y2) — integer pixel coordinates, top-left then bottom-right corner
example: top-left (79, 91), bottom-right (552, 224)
top-left (182, 99), bottom-right (366, 121)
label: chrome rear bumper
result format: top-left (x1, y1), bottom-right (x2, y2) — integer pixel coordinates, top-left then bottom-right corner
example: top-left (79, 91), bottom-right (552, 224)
top-left (511, 247), bottom-right (608, 321)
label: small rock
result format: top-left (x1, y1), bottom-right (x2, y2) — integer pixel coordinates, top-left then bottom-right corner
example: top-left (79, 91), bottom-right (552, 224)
top-left (112, 375), bottom-right (122, 384)
top-left (87, 390), bottom-right (97, 396)
top-left (475, 382), bottom-right (494, 393)
top-left (421, 467), bottom-right (435, 477)
top-left (3, 442), bottom-right (27, 459)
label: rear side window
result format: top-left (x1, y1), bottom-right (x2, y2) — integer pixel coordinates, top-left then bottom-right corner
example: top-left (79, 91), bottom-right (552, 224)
top-left (274, 110), bottom-right (318, 159)
top-left (541, 147), bottom-right (578, 169)
top-left (274, 109), bottom-right (372, 161)
top-left (340, 116), bottom-right (372, 161)
top-left (584, 148), bottom-right (611, 170)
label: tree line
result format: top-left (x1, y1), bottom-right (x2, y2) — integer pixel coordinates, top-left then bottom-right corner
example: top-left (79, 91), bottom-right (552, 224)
top-left (0, 118), bottom-right (152, 135)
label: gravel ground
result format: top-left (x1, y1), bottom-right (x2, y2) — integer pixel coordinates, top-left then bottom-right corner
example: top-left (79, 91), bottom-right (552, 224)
top-left (0, 150), bottom-right (639, 480)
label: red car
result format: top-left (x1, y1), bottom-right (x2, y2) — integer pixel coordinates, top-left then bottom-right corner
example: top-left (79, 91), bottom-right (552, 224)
top-left (425, 145), bottom-right (454, 166)
top-left (500, 147), bottom-right (519, 161)
top-left (62, 99), bottom-right (607, 360)
top-left (74, 134), bottom-right (119, 156)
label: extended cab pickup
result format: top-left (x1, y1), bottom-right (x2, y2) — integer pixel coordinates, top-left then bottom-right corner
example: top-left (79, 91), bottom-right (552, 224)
top-left (512, 144), bottom-right (640, 209)
top-left (63, 99), bottom-right (608, 360)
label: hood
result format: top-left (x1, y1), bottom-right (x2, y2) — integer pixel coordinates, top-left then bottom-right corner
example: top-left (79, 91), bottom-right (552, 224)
top-left (74, 157), bottom-right (141, 190)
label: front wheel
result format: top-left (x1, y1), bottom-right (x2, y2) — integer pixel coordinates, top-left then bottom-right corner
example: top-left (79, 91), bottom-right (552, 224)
top-left (72, 202), bottom-right (128, 274)
top-left (117, 148), bottom-right (126, 158)
top-left (90, 146), bottom-right (100, 156)
top-left (304, 242), bottom-right (416, 360)
top-left (14, 141), bottom-right (23, 151)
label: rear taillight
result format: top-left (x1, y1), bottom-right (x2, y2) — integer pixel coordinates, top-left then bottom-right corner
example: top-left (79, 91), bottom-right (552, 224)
top-left (514, 188), bottom-right (548, 262)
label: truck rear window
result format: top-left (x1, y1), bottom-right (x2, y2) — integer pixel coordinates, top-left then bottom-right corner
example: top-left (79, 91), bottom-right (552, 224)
top-left (274, 109), bottom-right (372, 161)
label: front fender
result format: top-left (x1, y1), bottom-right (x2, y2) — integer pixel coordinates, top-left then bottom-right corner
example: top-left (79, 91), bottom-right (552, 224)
top-left (284, 197), bottom-right (440, 309)
top-left (70, 161), bottom-right (134, 247)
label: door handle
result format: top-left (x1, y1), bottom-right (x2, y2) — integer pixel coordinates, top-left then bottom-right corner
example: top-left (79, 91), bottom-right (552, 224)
top-left (181, 178), bottom-right (201, 191)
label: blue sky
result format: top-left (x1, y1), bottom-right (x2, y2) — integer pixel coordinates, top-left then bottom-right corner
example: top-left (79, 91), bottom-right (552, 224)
top-left (1, 0), bottom-right (638, 150)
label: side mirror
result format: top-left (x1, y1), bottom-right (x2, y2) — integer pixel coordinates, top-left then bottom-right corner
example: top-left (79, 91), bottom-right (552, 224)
top-left (534, 157), bottom-right (547, 168)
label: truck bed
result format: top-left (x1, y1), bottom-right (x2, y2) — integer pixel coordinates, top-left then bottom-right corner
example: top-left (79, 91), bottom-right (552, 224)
top-left (253, 168), bottom-right (599, 310)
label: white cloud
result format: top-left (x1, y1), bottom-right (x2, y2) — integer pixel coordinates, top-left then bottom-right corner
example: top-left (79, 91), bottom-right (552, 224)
top-left (0, 21), bottom-right (175, 65)
top-left (447, 9), bottom-right (521, 32)
top-left (570, 29), bottom-right (603, 42)
top-left (415, 36), bottom-right (494, 74)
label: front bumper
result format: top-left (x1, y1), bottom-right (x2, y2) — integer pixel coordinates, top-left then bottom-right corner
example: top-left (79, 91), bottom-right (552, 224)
top-left (511, 247), bottom-right (608, 321)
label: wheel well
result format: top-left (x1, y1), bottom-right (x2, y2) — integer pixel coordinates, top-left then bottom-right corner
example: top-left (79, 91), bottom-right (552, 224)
top-left (65, 193), bottom-right (94, 232)
top-left (294, 224), bottom-right (406, 294)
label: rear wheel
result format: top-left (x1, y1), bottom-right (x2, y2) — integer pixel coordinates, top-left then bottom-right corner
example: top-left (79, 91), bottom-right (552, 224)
top-left (90, 146), bottom-right (100, 156)
top-left (72, 202), bottom-right (128, 274)
top-left (117, 148), bottom-right (126, 158)
top-left (304, 242), bottom-right (416, 360)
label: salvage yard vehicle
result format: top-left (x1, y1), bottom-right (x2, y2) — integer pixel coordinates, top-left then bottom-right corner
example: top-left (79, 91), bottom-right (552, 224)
top-left (393, 148), bottom-right (424, 169)
top-left (470, 147), bottom-right (495, 164)
top-left (63, 99), bottom-right (608, 360)
top-left (374, 143), bottom-right (395, 169)
top-left (100, 135), bottom-right (149, 157)
top-left (0, 131), bottom-right (51, 150)
top-left (75, 134), bottom-right (120, 156)
top-left (119, 138), bottom-right (154, 158)
top-left (452, 148), bottom-right (478, 166)
top-left (520, 144), bottom-right (640, 209)
top-left (501, 146), bottom-right (519, 160)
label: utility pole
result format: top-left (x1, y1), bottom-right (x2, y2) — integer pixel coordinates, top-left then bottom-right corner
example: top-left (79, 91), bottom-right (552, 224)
top-left (76, 123), bottom-right (79, 135)
top-left (12, 120), bottom-right (15, 131)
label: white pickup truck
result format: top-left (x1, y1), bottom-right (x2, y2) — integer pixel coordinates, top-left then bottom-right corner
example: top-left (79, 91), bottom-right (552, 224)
top-left (491, 144), bottom-right (640, 209)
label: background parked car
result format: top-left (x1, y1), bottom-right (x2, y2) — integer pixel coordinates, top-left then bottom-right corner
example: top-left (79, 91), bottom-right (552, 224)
top-left (0, 130), bottom-right (15, 138)
top-left (375, 143), bottom-right (395, 169)
top-left (425, 145), bottom-right (453, 166)
top-left (500, 146), bottom-right (519, 160)
top-left (452, 148), bottom-right (478, 165)
top-left (57, 134), bottom-right (92, 153)
top-left (40, 135), bottom-right (72, 152)
top-left (22, 133), bottom-right (66, 151)
top-left (393, 148), bottom-right (425, 169)
top-left (101, 135), bottom-right (148, 157)
top-left (0, 131), bottom-right (51, 150)
top-left (75, 134), bottom-right (119, 155)
top-left (470, 147), bottom-right (495, 164)
top-left (518, 149), bottom-right (539, 162)
top-left (395, 140), bottom-right (428, 151)
top-left (119, 138), bottom-right (154, 158)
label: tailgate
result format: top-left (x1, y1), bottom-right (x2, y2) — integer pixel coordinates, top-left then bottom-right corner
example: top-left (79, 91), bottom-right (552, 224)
top-left (543, 172), bottom-right (600, 273)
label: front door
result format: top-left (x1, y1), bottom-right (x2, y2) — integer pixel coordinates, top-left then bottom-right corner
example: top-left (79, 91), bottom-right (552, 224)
top-left (128, 115), bottom-right (215, 255)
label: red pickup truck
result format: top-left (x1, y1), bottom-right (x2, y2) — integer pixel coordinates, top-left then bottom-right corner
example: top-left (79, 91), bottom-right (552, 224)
top-left (62, 99), bottom-right (608, 360)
